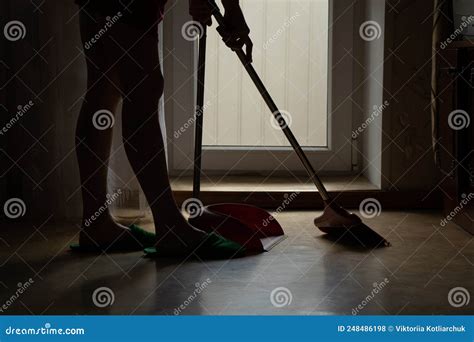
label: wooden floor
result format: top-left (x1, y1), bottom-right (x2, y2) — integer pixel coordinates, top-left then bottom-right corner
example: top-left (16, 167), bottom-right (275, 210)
top-left (0, 210), bottom-right (472, 315)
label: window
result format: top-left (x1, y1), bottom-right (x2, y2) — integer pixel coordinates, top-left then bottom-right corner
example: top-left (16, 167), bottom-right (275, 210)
top-left (203, 0), bottom-right (329, 148)
top-left (166, 0), bottom-right (356, 175)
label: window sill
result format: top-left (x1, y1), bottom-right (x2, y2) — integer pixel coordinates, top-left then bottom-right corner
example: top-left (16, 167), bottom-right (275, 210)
top-left (171, 175), bottom-right (441, 209)
top-left (171, 175), bottom-right (378, 193)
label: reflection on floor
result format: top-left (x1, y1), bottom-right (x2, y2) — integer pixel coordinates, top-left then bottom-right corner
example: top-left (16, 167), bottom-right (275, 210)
top-left (0, 211), bottom-right (472, 315)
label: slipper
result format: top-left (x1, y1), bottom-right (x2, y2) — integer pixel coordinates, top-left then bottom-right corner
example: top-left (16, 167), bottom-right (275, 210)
top-left (143, 232), bottom-right (246, 259)
top-left (70, 224), bottom-right (156, 252)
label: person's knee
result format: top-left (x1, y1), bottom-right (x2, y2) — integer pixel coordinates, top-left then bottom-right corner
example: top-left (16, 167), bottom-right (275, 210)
top-left (76, 80), bottom-right (122, 137)
top-left (121, 73), bottom-right (164, 143)
top-left (84, 78), bottom-right (123, 111)
top-left (143, 72), bottom-right (164, 102)
top-left (122, 70), bottom-right (164, 118)
top-left (123, 70), bottom-right (164, 105)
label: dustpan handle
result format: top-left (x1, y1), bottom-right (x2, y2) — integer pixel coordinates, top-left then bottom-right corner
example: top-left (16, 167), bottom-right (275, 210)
top-left (207, 0), bottom-right (331, 202)
top-left (192, 26), bottom-right (208, 200)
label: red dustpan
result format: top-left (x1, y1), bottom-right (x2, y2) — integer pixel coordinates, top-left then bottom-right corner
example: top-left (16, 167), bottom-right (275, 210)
top-left (188, 26), bottom-right (285, 255)
top-left (189, 204), bottom-right (285, 254)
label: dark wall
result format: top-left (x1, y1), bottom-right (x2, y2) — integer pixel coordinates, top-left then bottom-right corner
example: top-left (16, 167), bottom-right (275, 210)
top-left (1, 0), bottom-right (86, 222)
top-left (382, 0), bottom-right (441, 190)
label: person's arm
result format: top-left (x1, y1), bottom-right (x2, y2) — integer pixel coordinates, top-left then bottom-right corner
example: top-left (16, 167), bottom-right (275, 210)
top-left (189, 0), bottom-right (253, 62)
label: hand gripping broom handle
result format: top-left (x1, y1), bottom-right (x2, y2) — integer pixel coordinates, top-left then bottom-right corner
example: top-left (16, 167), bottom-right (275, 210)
top-left (192, 25), bottom-right (207, 199)
top-left (207, 0), bottom-right (331, 202)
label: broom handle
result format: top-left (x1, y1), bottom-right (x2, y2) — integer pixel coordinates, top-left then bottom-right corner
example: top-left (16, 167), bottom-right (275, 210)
top-left (192, 26), bottom-right (208, 199)
top-left (208, 0), bottom-right (331, 202)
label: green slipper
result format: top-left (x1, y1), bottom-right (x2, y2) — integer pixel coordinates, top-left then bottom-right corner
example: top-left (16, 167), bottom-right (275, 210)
top-left (70, 224), bottom-right (156, 252)
top-left (144, 233), bottom-right (246, 259)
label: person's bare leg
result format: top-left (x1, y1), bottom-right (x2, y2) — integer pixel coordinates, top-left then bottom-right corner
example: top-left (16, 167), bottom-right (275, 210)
top-left (116, 26), bottom-right (206, 252)
top-left (76, 13), bottom-right (142, 249)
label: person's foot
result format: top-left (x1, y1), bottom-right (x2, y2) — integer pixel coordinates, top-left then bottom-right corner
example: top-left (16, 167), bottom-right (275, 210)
top-left (78, 219), bottom-right (148, 251)
top-left (150, 213), bottom-right (245, 258)
top-left (153, 214), bottom-right (208, 254)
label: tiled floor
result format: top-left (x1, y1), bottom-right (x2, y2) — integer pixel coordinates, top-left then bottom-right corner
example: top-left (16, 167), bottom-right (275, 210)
top-left (0, 210), bottom-right (472, 315)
